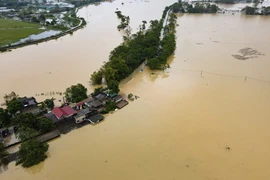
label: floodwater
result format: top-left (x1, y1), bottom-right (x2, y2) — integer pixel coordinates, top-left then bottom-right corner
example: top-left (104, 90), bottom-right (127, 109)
top-left (12, 30), bottom-right (62, 46)
top-left (1, 0), bottom-right (270, 179)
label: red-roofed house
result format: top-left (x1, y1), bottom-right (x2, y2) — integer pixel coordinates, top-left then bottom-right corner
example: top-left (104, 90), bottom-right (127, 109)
top-left (52, 105), bottom-right (77, 120)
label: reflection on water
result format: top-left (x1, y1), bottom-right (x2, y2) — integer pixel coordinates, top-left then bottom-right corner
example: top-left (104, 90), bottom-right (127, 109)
top-left (1, 0), bottom-right (270, 180)
top-left (12, 30), bottom-right (62, 45)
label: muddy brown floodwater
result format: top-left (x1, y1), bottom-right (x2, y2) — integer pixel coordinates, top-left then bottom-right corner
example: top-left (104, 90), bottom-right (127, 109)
top-left (1, 0), bottom-right (270, 179)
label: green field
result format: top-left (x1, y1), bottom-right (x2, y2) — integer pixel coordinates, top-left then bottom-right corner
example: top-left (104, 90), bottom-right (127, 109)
top-left (0, 19), bottom-right (46, 47)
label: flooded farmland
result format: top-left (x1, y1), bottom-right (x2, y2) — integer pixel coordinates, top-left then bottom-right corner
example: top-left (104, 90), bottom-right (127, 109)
top-left (1, 0), bottom-right (270, 180)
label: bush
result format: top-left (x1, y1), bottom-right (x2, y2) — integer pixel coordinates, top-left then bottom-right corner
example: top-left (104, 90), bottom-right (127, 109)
top-left (16, 139), bottom-right (49, 168)
top-left (65, 83), bottom-right (88, 103)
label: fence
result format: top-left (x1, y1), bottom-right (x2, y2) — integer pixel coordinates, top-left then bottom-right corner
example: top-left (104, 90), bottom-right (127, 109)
top-left (171, 68), bottom-right (270, 84)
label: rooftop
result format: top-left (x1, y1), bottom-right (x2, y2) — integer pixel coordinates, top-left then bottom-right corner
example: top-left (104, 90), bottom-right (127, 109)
top-left (88, 114), bottom-right (104, 124)
top-left (44, 112), bottom-right (59, 124)
top-left (19, 96), bottom-right (38, 107)
top-left (74, 108), bottom-right (90, 119)
top-left (116, 100), bottom-right (129, 109)
top-left (52, 106), bottom-right (77, 119)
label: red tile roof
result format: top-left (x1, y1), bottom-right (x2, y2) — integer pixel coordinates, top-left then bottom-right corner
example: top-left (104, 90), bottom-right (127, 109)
top-left (52, 106), bottom-right (77, 119)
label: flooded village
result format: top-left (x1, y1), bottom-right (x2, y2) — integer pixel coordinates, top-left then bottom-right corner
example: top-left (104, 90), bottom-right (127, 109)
top-left (1, 89), bottom-right (130, 164)
top-left (1, 0), bottom-right (270, 179)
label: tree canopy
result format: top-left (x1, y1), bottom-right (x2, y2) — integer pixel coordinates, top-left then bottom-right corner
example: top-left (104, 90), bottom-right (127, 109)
top-left (0, 108), bottom-right (11, 128)
top-left (171, 2), bottom-right (219, 14)
top-left (14, 113), bottom-right (55, 140)
top-left (6, 98), bottom-right (22, 115)
top-left (44, 98), bottom-right (55, 110)
top-left (16, 139), bottom-right (49, 168)
top-left (65, 83), bottom-right (88, 103)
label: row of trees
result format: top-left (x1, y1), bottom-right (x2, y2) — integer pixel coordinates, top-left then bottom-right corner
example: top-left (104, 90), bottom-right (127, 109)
top-left (171, 2), bottom-right (219, 14)
top-left (148, 7), bottom-right (177, 69)
top-left (90, 5), bottom-right (180, 91)
top-left (90, 18), bottom-right (164, 92)
top-left (243, 6), bottom-right (270, 15)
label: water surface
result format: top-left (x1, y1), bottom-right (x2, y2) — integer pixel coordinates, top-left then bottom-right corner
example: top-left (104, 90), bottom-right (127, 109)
top-left (1, 0), bottom-right (270, 180)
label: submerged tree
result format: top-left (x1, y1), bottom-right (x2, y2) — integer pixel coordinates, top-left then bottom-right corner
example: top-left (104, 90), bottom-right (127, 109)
top-left (65, 83), bottom-right (88, 103)
top-left (16, 139), bottom-right (49, 168)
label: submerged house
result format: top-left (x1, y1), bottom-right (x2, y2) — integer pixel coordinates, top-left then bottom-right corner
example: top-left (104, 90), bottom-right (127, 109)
top-left (95, 93), bottom-right (108, 101)
top-left (44, 112), bottom-right (59, 124)
top-left (113, 95), bottom-right (123, 103)
top-left (85, 99), bottom-right (102, 109)
top-left (19, 96), bottom-right (40, 114)
top-left (74, 108), bottom-right (97, 123)
top-left (52, 105), bottom-right (77, 120)
top-left (116, 100), bottom-right (129, 109)
top-left (88, 114), bottom-right (104, 124)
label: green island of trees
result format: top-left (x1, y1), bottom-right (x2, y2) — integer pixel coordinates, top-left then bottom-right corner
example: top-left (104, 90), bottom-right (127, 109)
top-left (243, 6), bottom-right (270, 15)
top-left (171, 1), bottom-right (219, 13)
top-left (90, 5), bottom-right (178, 91)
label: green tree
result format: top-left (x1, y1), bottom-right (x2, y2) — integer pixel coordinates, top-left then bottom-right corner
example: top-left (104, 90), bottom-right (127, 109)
top-left (90, 70), bottom-right (103, 85)
top-left (39, 14), bottom-right (46, 22)
top-left (65, 83), bottom-right (88, 103)
top-left (16, 139), bottom-right (49, 168)
top-left (17, 127), bottom-right (39, 141)
top-left (14, 113), bottom-right (36, 129)
top-left (0, 108), bottom-right (11, 128)
top-left (31, 16), bottom-right (40, 23)
top-left (6, 98), bottom-right (21, 115)
top-left (107, 80), bottom-right (120, 94)
top-left (37, 118), bottom-right (55, 133)
top-left (245, 6), bottom-right (256, 15)
top-left (44, 98), bottom-right (55, 110)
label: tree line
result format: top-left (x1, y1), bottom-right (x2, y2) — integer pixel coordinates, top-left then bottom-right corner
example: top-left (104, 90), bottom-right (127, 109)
top-left (90, 6), bottom-right (178, 91)
top-left (171, 1), bottom-right (219, 14)
top-left (243, 6), bottom-right (270, 15)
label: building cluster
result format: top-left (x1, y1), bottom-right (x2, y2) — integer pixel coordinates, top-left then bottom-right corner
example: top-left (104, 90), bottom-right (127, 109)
top-left (0, 92), bottom-right (129, 145)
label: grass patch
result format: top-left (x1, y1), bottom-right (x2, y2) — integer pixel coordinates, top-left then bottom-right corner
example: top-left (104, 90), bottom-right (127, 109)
top-left (0, 19), bottom-right (45, 47)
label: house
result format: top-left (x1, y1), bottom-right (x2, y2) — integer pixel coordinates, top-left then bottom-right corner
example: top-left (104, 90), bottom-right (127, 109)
top-left (113, 95), bottom-right (123, 103)
top-left (88, 114), bottom-right (104, 124)
top-left (75, 101), bottom-right (84, 110)
top-left (74, 108), bottom-right (97, 124)
top-left (19, 97), bottom-right (38, 108)
top-left (52, 105), bottom-right (77, 120)
top-left (95, 93), bottom-right (108, 101)
top-left (19, 96), bottom-right (40, 115)
top-left (116, 100), bottom-right (129, 109)
top-left (44, 112), bottom-right (59, 124)
top-left (85, 99), bottom-right (102, 108)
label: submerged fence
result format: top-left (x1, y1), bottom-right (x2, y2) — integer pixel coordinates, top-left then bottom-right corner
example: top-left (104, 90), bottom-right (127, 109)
top-left (171, 68), bottom-right (270, 85)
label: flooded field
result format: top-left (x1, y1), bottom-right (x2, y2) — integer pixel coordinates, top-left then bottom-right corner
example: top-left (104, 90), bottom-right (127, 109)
top-left (1, 0), bottom-right (270, 179)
